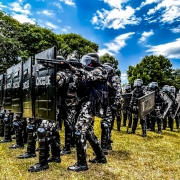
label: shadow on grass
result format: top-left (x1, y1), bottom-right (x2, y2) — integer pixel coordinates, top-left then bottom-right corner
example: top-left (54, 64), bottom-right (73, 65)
top-left (162, 131), bottom-right (179, 138)
top-left (108, 150), bottom-right (131, 160)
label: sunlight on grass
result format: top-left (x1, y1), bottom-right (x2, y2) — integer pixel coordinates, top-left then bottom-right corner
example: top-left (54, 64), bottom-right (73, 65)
top-left (0, 117), bottom-right (180, 180)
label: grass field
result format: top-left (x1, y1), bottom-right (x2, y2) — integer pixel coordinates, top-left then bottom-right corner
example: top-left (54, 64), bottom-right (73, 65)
top-left (0, 118), bottom-right (180, 180)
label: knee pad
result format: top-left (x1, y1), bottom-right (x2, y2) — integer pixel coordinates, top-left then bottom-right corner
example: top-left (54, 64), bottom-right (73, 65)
top-left (26, 124), bottom-right (34, 133)
top-left (101, 122), bottom-right (109, 130)
top-left (0, 113), bottom-right (4, 119)
top-left (13, 121), bottom-right (20, 131)
top-left (3, 116), bottom-right (10, 124)
top-left (74, 131), bottom-right (81, 141)
top-left (37, 127), bottom-right (46, 139)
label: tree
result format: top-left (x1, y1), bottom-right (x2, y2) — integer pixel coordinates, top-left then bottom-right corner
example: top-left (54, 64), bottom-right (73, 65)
top-left (126, 55), bottom-right (174, 87)
top-left (100, 53), bottom-right (121, 76)
top-left (56, 33), bottom-right (98, 60)
top-left (172, 69), bottom-right (180, 90)
top-left (0, 11), bottom-right (23, 73)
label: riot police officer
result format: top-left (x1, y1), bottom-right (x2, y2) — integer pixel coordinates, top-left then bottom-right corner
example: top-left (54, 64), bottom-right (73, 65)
top-left (168, 86), bottom-right (177, 131)
top-left (67, 53), bottom-right (107, 172)
top-left (122, 84), bottom-right (132, 128)
top-left (128, 79), bottom-right (147, 137)
top-left (101, 63), bottom-right (122, 154)
top-left (148, 82), bottom-right (165, 133)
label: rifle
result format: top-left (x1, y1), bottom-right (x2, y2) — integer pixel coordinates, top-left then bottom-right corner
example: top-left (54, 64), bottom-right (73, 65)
top-left (36, 58), bottom-right (83, 70)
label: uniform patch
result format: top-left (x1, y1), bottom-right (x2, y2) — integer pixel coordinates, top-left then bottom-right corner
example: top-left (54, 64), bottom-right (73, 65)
top-left (56, 75), bottom-right (60, 80)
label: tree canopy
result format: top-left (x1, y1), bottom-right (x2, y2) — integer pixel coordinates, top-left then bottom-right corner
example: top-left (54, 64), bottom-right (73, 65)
top-left (126, 55), bottom-right (174, 88)
top-left (0, 11), bottom-right (99, 73)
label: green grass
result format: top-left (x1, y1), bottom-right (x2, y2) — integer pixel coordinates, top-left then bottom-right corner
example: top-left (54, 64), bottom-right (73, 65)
top-left (0, 118), bottom-right (180, 180)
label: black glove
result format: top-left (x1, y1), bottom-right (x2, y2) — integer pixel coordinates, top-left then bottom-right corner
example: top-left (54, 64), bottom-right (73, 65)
top-left (111, 104), bottom-right (117, 111)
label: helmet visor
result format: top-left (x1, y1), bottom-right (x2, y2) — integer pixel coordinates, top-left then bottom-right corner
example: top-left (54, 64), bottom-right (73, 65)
top-left (81, 55), bottom-right (92, 66)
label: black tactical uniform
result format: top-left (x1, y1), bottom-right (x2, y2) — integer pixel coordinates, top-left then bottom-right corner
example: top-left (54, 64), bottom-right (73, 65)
top-left (122, 84), bottom-right (132, 128)
top-left (67, 53), bottom-right (107, 172)
top-left (168, 86), bottom-right (177, 131)
top-left (101, 64), bottom-right (122, 155)
top-left (128, 79), bottom-right (147, 137)
top-left (148, 82), bottom-right (165, 133)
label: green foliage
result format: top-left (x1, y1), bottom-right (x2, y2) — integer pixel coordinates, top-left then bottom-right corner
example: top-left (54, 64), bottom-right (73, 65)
top-left (172, 69), bottom-right (180, 90)
top-left (56, 33), bottom-right (99, 60)
top-left (0, 11), bottom-right (98, 73)
top-left (100, 53), bottom-right (121, 76)
top-left (127, 55), bottom-right (174, 87)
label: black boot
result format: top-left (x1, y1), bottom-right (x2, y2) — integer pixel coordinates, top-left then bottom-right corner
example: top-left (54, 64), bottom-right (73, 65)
top-left (60, 125), bottom-right (71, 156)
top-left (175, 116), bottom-right (179, 129)
top-left (128, 117), bottom-right (137, 134)
top-left (48, 131), bottom-right (61, 163)
top-left (18, 124), bottom-right (36, 159)
top-left (67, 132), bottom-right (88, 172)
top-left (100, 122), bottom-right (109, 155)
top-left (116, 115), bottom-right (121, 131)
top-left (128, 112), bottom-right (132, 128)
top-left (150, 117), bottom-right (155, 131)
top-left (157, 117), bottom-right (162, 134)
top-left (141, 119), bottom-right (147, 137)
top-left (9, 121), bottom-right (24, 149)
top-left (28, 127), bottom-right (49, 172)
top-left (87, 132), bottom-right (107, 164)
top-left (0, 113), bottom-right (4, 137)
top-left (122, 113), bottom-right (127, 126)
top-left (22, 119), bottom-right (28, 144)
top-left (0, 115), bottom-right (12, 143)
top-left (169, 117), bottom-right (174, 131)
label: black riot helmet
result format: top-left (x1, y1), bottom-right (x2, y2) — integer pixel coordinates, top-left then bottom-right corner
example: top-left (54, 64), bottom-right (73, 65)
top-left (102, 64), bottom-right (114, 75)
top-left (162, 85), bottom-right (169, 92)
top-left (133, 79), bottom-right (143, 88)
top-left (149, 82), bottom-right (158, 91)
top-left (125, 84), bottom-right (131, 91)
top-left (81, 53), bottom-right (100, 67)
top-left (56, 56), bottom-right (65, 61)
top-left (103, 63), bottom-right (113, 67)
top-left (169, 86), bottom-right (176, 93)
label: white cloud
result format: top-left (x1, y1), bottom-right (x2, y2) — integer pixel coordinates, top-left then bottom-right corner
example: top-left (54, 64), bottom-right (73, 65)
top-left (0, 2), bottom-right (7, 9)
top-left (99, 32), bottom-right (135, 56)
top-left (12, 13), bottom-right (36, 24)
top-left (10, 2), bottom-right (31, 15)
top-left (138, 30), bottom-right (154, 43)
top-left (146, 38), bottom-right (180, 59)
top-left (61, 26), bottom-right (71, 32)
top-left (104, 0), bottom-right (128, 9)
top-left (138, 0), bottom-right (160, 9)
top-left (146, 0), bottom-right (180, 24)
top-left (121, 73), bottom-right (128, 82)
top-left (170, 25), bottom-right (180, 33)
top-left (60, 0), bottom-right (75, 6)
top-left (37, 10), bottom-right (54, 17)
top-left (53, 2), bottom-right (63, 11)
top-left (46, 22), bottom-right (58, 29)
top-left (91, 1), bottom-right (141, 29)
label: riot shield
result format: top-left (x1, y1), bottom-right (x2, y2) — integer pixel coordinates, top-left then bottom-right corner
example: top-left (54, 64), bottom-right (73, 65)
top-left (138, 91), bottom-right (155, 118)
top-left (174, 94), bottom-right (180, 117)
top-left (22, 57), bottom-right (34, 118)
top-left (34, 47), bottom-right (56, 121)
top-left (3, 67), bottom-right (13, 110)
top-left (122, 93), bottom-right (132, 109)
top-left (161, 92), bottom-right (173, 119)
top-left (11, 62), bottom-right (23, 114)
top-left (0, 74), bottom-right (4, 107)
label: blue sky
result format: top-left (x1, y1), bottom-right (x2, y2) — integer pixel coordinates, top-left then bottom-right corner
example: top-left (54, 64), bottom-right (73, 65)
top-left (1, 0), bottom-right (180, 83)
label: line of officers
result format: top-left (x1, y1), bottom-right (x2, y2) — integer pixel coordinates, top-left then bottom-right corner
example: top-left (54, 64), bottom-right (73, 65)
top-left (0, 52), bottom-right (179, 173)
